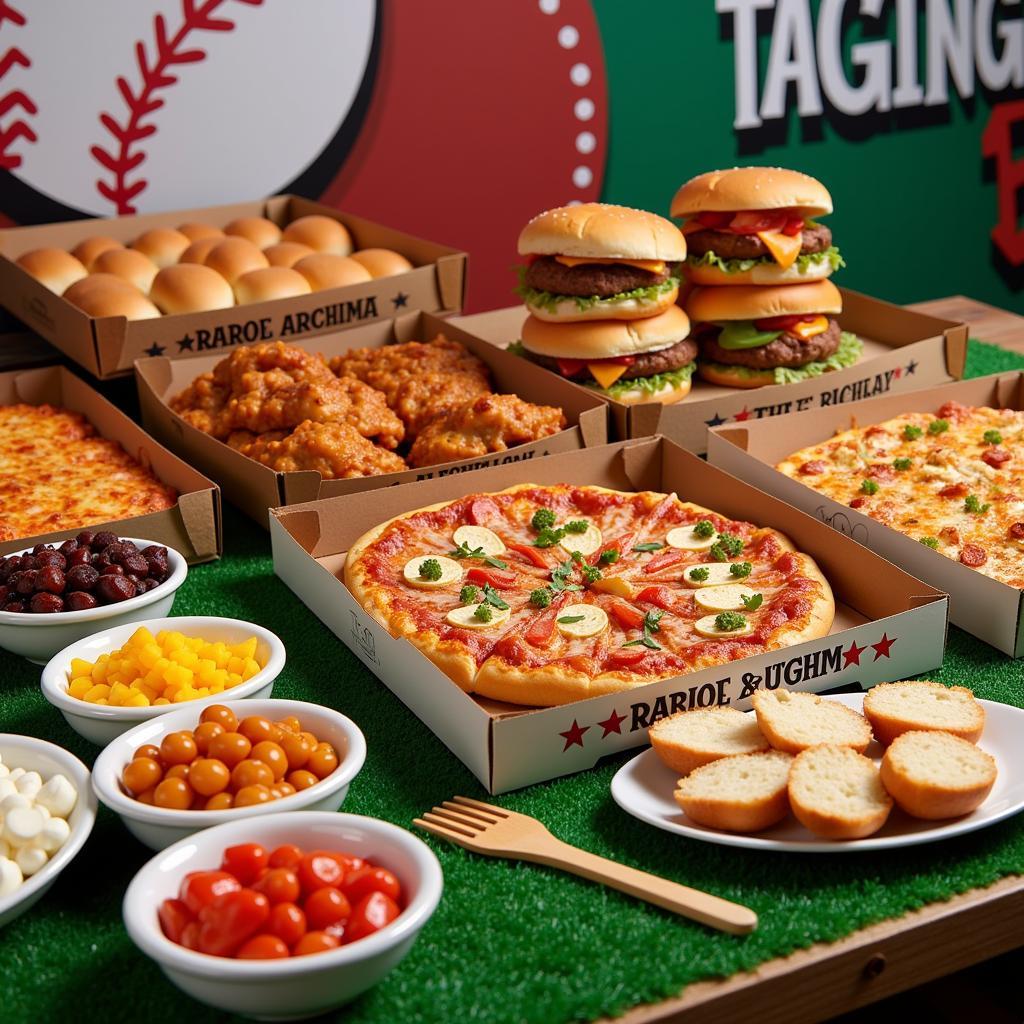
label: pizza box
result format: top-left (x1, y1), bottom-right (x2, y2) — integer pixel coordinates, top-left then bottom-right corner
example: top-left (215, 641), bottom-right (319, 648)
top-left (707, 372), bottom-right (1024, 658)
top-left (135, 310), bottom-right (609, 528)
top-left (268, 436), bottom-right (948, 793)
top-left (0, 195), bottom-right (467, 380)
top-left (451, 289), bottom-right (968, 452)
top-left (0, 365), bottom-right (220, 561)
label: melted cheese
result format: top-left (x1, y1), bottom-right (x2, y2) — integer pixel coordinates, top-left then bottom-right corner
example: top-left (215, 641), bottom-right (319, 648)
top-left (554, 255), bottom-right (666, 274)
top-left (756, 230), bottom-right (802, 269)
top-left (556, 604), bottom-right (609, 639)
top-left (791, 315), bottom-right (829, 341)
top-left (588, 363), bottom-right (629, 390)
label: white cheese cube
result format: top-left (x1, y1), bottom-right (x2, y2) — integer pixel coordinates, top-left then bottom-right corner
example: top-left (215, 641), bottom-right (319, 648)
top-left (0, 856), bottom-right (22, 896)
top-left (4, 806), bottom-right (44, 847)
top-left (38, 817), bottom-right (70, 853)
top-left (35, 774), bottom-right (77, 819)
top-left (15, 844), bottom-right (47, 877)
top-left (14, 771), bottom-right (42, 799)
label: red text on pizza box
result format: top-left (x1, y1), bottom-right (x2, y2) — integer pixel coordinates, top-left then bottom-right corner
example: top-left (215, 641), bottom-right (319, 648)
top-left (708, 372), bottom-right (1024, 658)
top-left (269, 437), bottom-right (947, 793)
top-left (452, 291), bottom-right (967, 452)
top-left (0, 195), bottom-right (467, 380)
top-left (136, 310), bottom-right (609, 529)
top-left (0, 365), bottom-right (221, 561)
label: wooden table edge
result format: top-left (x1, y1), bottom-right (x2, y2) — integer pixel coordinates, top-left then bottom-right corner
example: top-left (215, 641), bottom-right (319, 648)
top-left (600, 874), bottom-right (1024, 1024)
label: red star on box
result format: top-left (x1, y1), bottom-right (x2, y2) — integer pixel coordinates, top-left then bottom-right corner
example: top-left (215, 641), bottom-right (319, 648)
top-left (733, 407), bottom-right (752, 422)
top-left (843, 640), bottom-right (866, 667)
top-left (597, 709), bottom-right (626, 737)
top-left (871, 633), bottom-right (897, 660)
top-left (893, 366), bottom-right (902, 379)
top-left (559, 719), bottom-right (590, 751)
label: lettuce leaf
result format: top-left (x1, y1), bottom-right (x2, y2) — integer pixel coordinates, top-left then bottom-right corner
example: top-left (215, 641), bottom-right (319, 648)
top-left (514, 266), bottom-right (680, 314)
top-left (594, 362), bottom-right (696, 398)
top-left (686, 246), bottom-right (844, 276)
top-left (701, 332), bottom-right (863, 385)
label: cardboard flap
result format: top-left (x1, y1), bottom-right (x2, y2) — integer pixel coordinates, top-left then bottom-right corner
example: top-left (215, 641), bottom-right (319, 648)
top-left (436, 253), bottom-right (467, 312)
top-left (272, 508), bottom-right (324, 555)
top-left (628, 401), bottom-right (665, 440)
top-left (617, 438), bottom-right (666, 493)
top-left (280, 471), bottom-right (327, 509)
top-left (176, 488), bottom-right (222, 561)
top-left (578, 406), bottom-right (609, 448)
top-left (944, 323), bottom-right (969, 380)
top-left (712, 426), bottom-right (749, 453)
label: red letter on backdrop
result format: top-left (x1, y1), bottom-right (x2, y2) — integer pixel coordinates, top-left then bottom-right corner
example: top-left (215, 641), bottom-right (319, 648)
top-left (983, 100), bottom-right (1024, 267)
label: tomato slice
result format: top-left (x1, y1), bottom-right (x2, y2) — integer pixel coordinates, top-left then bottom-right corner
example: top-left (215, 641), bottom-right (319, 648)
top-left (635, 585), bottom-right (675, 610)
top-left (642, 550), bottom-right (685, 574)
top-left (197, 890), bottom-right (270, 958)
top-left (728, 210), bottom-right (789, 234)
top-left (609, 600), bottom-right (645, 630)
top-left (468, 497), bottom-right (502, 526)
top-left (505, 542), bottom-right (552, 569)
top-left (696, 211), bottom-right (732, 229)
top-left (345, 892), bottom-right (401, 944)
top-left (589, 532), bottom-right (636, 567)
top-left (783, 216), bottom-right (805, 236)
top-left (466, 567), bottom-right (516, 588)
top-left (555, 358), bottom-right (586, 378)
top-left (180, 870), bottom-right (242, 916)
top-left (606, 648), bottom-right (647, 667)
top-left (525, 594), bottom-right (569, 646)
top-left (158, 898), bottom-right (194, 944)
top-left (754, 314), bottom-right (814, 331)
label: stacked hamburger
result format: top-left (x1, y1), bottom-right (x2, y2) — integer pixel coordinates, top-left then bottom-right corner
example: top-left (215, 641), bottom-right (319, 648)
top-left (671, 166), bottom-right (860, 388)
top-left (514, 204), bottom-right (696, 404)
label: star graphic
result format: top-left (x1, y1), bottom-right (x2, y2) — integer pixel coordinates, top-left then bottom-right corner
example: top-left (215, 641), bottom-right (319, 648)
top-left (597, 709), bottom-right (626, 737)
top-left (705, 412), bottom-right (726, 427)
top-left (391, 292), bottom-right (409, 309)
top-left (905, 360), bottom-right (917, 376)
top-left (843, 640), bottom-right (866, 667)
top-left (733, 407), bottom-right (752, 422)
top-left (177, 334), bottom-right (195, 352)
top-left (871, 633), bottom-right (897, 660)
top-left (143, 342), bottom-right (166, 358)
top-left (893, 366), bottom-right (902, 379)
top-left (559, 719), bottom-right (590, 751)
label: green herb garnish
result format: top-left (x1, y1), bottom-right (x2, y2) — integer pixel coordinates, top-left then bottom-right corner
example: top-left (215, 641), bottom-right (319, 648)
top-left (529, 588), bottom-right (552, 608)
top-left (533, 527), bottom-right (565, 548)
top-left (920, 537), bottom-right (939, 548)
top-left (729, 562), bottom-right (752, 578)
top-left (903, 425), bottom-right (923, 441)
top-left (688, 566), bottom-right (710, 582)
top-left (928, 418), bottom-right (950, 435)
top-left (693, 520), bottom-right (716, 538)
top-left (622, 609), bottom-right (664, 651)
top-left (531, 508), bottom-right (556, 531)
top-left (633, 542), bottom-right (665, 553)
top-left (564, 520), bottom-right (589, 534)
top-left (418, 558), bottom-right (442, 581)
top-left (582, 565), bottom-right (602, 584)
top-left (964, 494), bottom-right (991, 514)
top-left (741, 593), bottom-right (763, 611)
top-left (599, 549), bottom-right (620, 565)
top-left (893, 457), bottom-right (912, 471)
top-left (710, 533), bottom-right (743, 561)
top-left (473, 604), bottom-right (493, 623)
top-left (448, 542), bottom-right (508, 569)
top-left (860, 479), bottom-right (879, 495)
top-left (459, 585), bottom-right (478, 604)
top-left (557, 615), bottom-right (585, 624)
top-left (714, 611), bottom-right (747, 632)
top-left (550, 559), bottom-right (583, 593)
top-left (984, 429), bottom-right (1003, 445)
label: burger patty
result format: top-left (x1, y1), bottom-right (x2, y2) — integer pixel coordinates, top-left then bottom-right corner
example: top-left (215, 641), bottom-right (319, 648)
top-left (523, 256), bottom-right (672, 299)
top-left (699, 318), bottom-right (840, 369)
top-left (686, 223), bottom-right (832, 261)
top-left (525, 336), bottom-right (697, 382)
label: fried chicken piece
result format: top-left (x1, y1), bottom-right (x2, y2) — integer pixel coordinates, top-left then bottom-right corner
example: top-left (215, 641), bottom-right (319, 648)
top-left (212, 340), bottom-right (334, 392)
top-left (329, 336), bottom-right (491, 438)
top-left (170, 373), bottom-right (231, 436)
top-left (242, 420), bottom-right (408, 479)
top-left (407, 393), bottom-right (567, 468)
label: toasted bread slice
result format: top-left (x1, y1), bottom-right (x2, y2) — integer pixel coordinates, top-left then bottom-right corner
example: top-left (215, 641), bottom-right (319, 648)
top-left (752, 690), bottom-right (872, 754)
top-left (863, 680), bottom-right (984, 746)
top-left (880, 730), bottom-right (996, 819)
top-left (788, 744), bottom-right (893, 840)
top-left (674, 750), bottom-right (792, 833)
top-left (650, 707), bottom-right (769, 776)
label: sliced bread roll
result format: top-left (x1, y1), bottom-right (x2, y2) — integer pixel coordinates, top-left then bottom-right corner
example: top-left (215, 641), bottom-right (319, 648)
top-left (752, 690), bottom-right (872, 754)
top-left (788, 744), bottom-right (893, 840)
top-left (863, 680), bottom-right (984, 746)
top-left (650, 707), bottom-right (768, 776)
top-left (880, 731), bottom-right (996, 820)
top-left (674, 750), bottom-right (792, 833)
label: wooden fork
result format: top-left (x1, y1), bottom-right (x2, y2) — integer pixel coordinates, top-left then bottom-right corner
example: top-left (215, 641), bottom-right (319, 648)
top-left (414, 796), bottom-right (757, 934)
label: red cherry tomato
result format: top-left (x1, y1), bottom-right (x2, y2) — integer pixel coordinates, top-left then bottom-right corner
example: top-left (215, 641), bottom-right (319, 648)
top-left (180, 870), bottom-right (241, 916)
top-left (252, 868), bottom-right (301, 905)
top-left (158, 898), bottom-right (194, 944)
top-left (268, 844), bottom-right (303, 870)
top-left (608, 600), bottom-right (645, 630)
top-left (236, 934), bottom-right (290, 959)
top-left (343, 866), bottom-right (401, 905)
top-left (220, 843), bottom-right (269, 887)
top-left (268, 902), bottom-right (306, 946)
top-left (179, 920), bottom-right (201, 951)
top-left (293, 930), bottom-right (341, 956)
top-left (197, 890), bottom-right (270, 958)
top-left (304, 886), bottom-right (351, 930)
top-left (297, 851), bottom-right (345, 895)
top-left (345, 891), bottom-right (401, 943)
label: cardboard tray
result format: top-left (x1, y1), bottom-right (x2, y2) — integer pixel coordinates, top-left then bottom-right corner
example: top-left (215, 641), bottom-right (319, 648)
top-left (269, 436), bottom-right (948, 793)
top-left (708, 372), bottom-right (1024, 658)
top-left (0, 365), bottom-right (220, 561)
top-left (135, 311), bottom-right (609, 528)
top-left (0, 195), bottom-right (467, 380)
top-left (452, 290), bottom-right (968, 452)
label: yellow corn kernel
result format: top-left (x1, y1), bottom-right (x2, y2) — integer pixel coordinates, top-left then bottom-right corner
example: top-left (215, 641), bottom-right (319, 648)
top-left (127, 693), bottom-right (150, 707)
top-left (83, 683), bottom-right (111, 703)
top-left (138, 644), bottom-right (162, 670)
top-left (68, 678), bottom-right (92, 700)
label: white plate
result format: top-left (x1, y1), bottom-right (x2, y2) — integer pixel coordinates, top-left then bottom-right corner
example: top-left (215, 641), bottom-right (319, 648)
top-left (610, 693), bottom-right (1024, 853)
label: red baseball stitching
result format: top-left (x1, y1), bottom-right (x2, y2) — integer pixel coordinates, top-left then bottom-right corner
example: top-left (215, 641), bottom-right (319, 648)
top-left (0, 1), bottom-right (36, 172)
top-left (91, 0), bottom-right (263, 213)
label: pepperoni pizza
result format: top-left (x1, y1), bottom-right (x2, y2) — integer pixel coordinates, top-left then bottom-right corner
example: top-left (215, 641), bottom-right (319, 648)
top-left (344, 484), bottom-right (834, 707)
top-left (777, 401), bottom-right (1024, 587)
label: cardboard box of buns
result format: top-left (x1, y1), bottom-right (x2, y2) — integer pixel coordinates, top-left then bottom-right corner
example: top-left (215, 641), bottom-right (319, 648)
top-left (269, 436), bottom-right (947, 793)
top-left (0, 364), bottom-right (220, 561)
top-left (135, 310), bottom-right (609, 528)
top-left (0, 195), bottom-right (467, 380)
top-left (453, 290), bottom-right (968, 452)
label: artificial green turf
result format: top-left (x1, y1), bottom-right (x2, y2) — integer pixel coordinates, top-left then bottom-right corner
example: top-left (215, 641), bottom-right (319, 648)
top-left (1, 340), bottom-right (1024, 1024)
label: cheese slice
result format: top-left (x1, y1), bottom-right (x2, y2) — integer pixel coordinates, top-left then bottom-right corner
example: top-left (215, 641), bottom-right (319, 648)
top-left (666, 526), bottom-right (718, 551)
top-left (556, 603), bottom-right (609, 639)
top-left (694, 614), bottom-right (754, 639)
top-left (694, 585), bottom-right (758, 612)
top-left (403, 555), bottom-right (463, 590)
top-left (559, 522), bottom-right (603, 557)
top-left (453, 525), bottom-right (505, 557)
top-left (683, 563), bottom-right (745, 588)
top-left (589, 575), bottom-right (633, 598)
top-left (554, 255), bottom-right (667, 274)
top-left (791, 315), bottom-right (829, 341)
top-left (756, 230), bottom-right (802, 269)
top-left (588, 362), bottom-right (629, 390)
top-left (446, 604), bottom-right (511, 630)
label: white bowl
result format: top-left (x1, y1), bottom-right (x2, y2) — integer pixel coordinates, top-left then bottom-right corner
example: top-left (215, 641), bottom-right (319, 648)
top-left (0, 734), bottom-right (97, 929)
top-left (40, 616), bottom-right (285, 745)
top-left (0, 538), bottom-right (188, 664)
top-left (123, 811), bottom-right (442, 1019)
top-left (92, 698), bottom-right (366, 850)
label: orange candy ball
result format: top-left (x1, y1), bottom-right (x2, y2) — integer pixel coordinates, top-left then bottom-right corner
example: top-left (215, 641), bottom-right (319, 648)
top-left (208, 731), bottom-right (251, 768)
top-left (251, 741), bottom-right (288, 781)
top-left (200, 704), bottom-right (238, 732)
top-left (307, 743), bottom-right (338, 779)
top-left (234, 784), bottom-right (273, 807)
top-left (123, 757), bottom-right (163, 795)
top-left (231, 758), bottom-right (275, 790)
top-left (189, 757), bottom-right (231, 797)
top-left (154, 776), bottom-right (193, 810)
top-left (193, 721), bottom-right (224, 755)
top-left (160, 731), bottom-right (198, 767)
